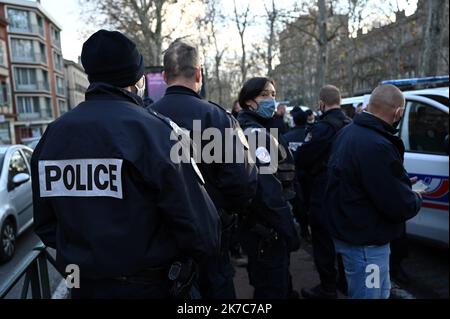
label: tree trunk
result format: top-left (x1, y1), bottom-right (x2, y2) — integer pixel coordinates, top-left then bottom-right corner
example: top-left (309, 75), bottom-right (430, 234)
top-left (316, 0), bottom-right (328, 93)
top-left (420, 0), bottom-right (444, 76)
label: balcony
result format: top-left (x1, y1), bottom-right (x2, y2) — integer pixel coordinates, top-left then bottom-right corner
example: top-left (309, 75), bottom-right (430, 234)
top-left (52, 37), bottom-right (61, 49)
top-left (17, 109), bottom-right (52, 122)
top-left (12, 52), bottom-right (47, 65)
top-left (15, 81), bottom-right (50, 92)
top-left (9, 24), bottom-right (45, 37)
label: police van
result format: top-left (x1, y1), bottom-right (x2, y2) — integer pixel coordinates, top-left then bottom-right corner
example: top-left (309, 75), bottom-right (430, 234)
top-left (341, 76), bottom-right (449, 247)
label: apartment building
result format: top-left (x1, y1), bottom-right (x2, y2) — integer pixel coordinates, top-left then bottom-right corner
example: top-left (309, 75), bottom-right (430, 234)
top-left (64, 58), bottom-right (88, 110)
top-left (0, 0), bottom-right (67, 144)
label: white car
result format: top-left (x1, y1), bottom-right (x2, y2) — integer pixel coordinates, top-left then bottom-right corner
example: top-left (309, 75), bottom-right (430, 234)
top-left (341, 80), bottom-right (449, 246)
top-left (0, 145), bottom-right (34, 263)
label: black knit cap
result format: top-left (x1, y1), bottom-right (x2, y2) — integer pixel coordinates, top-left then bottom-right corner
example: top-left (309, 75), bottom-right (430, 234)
top-left (291, 107), bottom-right (307, 126)
top-left (81, 30), bottom-right (145, 87)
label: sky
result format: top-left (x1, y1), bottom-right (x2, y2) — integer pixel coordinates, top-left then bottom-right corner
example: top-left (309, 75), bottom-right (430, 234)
top-left (38, 0), bottom-right (419, 64)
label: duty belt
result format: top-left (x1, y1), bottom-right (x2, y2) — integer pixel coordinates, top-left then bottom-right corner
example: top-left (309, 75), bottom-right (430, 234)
top-left (114, 266), bottom-right (169, 283)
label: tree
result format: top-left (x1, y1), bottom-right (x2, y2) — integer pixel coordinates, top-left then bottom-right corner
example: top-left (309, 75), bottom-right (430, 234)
top-left (286, 1), bottom-right (347, 94)
top-left (198, 0), bottom-right (227, 104)
top-left (264, 0), bottom-right (280, 76)
top-left (420, 0), bottom-right (445, 76)
top-left (232, 0), bottom-right (252, 84)
top-left (79, 0), bottom-right (177, 66)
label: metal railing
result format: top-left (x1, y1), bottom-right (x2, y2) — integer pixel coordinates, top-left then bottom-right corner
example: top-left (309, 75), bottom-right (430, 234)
top-left (9, 24), bottom-right (45, 37)
top-left (0, 244), bottom-right (62, 299)
top-left (16, 81), bottom-right (50, 92)
top-left (11, 52), bottom-right (47, 64)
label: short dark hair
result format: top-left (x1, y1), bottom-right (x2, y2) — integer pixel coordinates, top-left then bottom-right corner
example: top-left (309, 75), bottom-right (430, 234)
top-left (238, 77), bottom-right (275, 109)
top-left (319, 85), bottom-right (341, 106)
top-left (305, 109), bottom-right (313, 116)
top-left (163, 39), bottom-right (200, 81)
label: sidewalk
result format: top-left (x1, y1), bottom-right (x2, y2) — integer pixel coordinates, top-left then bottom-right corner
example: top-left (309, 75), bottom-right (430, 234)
top-left (233, 242), bottom-right (321, 299)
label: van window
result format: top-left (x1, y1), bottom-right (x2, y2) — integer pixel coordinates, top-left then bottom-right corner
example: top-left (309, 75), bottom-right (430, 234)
top-left (406, 101), bottom-right (449, 155)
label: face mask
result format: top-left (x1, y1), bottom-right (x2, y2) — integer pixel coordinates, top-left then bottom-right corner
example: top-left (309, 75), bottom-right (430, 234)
top-left (135, 77), bottom-right (146, 98)
top-left (255, 98), bottom-right (276, 119)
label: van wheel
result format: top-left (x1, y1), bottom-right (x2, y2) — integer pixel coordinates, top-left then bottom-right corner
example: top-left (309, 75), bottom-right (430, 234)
top-left (0, 219), bottom-right (16, 263)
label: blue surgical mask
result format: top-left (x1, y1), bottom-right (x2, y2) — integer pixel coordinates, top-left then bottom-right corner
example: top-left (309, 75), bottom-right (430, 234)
top-left (255, 98), bottom-right (276, 119)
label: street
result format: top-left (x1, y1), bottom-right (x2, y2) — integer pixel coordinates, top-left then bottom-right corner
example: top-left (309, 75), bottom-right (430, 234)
top-left (0, 227), bottom-right (64, 299)
top-left (1, 225), bottom-right (447, 299)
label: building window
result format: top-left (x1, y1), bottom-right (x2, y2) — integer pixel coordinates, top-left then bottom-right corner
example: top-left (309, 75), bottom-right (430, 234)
top-left (36, 15), bottom-right (45, 36)
top-left (7, 8), bottom-right (31, 33)
top-left (51, 26), bottom-right (61, 47)
top-left (14, 68), bottom-right (50, 91)
top-left (15, 68), bottom-right (36, 89)
top-left (58, 100), bottom-right (67, 115)
top-left (7, 8), bottom-right (44, 37)
top-left (1, 81), bottom-right (10, 106)
top-left (17, 96), bottom-right (39, 118)
top-left (53, 51), bottom-right (63, 72)
top-left (0, 122), bottom-right (12, 144)
top-left (16, 96), bottom-right (52, 121)
top-left (0, 40), bottom-right (7, 67)
top-left (11, 39), bottom-right (47, 64)
top-left (11, 38), bottom-right (34, 62)
top-left (56, 76), bottom-right (65, 96)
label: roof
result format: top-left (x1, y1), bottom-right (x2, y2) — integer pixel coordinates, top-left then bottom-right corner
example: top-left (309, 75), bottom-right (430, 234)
top-left (342, 87), bottom-right (449, 107)
top-left (64, 59), bottom-right (85, 72)
top-left (0, 0), bottom-right (63, 30)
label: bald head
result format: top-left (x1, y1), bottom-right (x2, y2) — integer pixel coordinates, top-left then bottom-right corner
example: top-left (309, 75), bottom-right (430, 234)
top-left (368, 84), bottom-right (404, 112)
top-left (367, 84), bottom-right (405, 125)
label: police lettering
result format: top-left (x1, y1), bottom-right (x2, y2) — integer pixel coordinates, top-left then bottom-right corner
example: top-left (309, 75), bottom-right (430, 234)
top-left (39, 159), bottom-right (123, 199)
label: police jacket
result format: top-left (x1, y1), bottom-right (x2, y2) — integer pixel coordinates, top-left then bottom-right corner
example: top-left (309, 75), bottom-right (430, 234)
top-left (150, 86), bottom-right (257, 213)
top-left (31, 83), bottom-right (221, 279)
top-left (296, 108), bottom-right (351, 177)
top-left (237, 109), bottom-right (300, 251)
top-left (283, 125), bottom-right (307, 154)
top-left (324, 111), bottom-right (422, 246)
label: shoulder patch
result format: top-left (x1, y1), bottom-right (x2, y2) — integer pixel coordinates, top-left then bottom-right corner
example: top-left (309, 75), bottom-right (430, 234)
top-left (255, 146), bottom-right (271, 164)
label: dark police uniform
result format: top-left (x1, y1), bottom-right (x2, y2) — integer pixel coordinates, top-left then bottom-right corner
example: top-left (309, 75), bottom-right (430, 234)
top-left (31, 83), bottom-right (221, 299)
top-left (296, 108), bottom-right (351, 296)
top-left (324, 112), bottom-right (421, 245)
top-left (151, 86), bottom-right (258, 299)
top-left (283, 125), bottom-right (311, 241)
top-left (237, 109), bottom-right (300, 299)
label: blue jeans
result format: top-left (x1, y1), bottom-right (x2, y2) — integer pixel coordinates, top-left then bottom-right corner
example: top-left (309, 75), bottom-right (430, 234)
top-left (333, 239), bottom-right (391, 299)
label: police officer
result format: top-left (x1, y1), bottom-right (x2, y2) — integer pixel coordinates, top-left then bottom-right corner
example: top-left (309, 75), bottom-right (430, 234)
top-left (324, 84), bottom-right (422, 298)
top-left (296, 85), bottom-right (351, 299)
top-left (283, 107), bottom-right (311, 242)
top-left (237, 77), bottom-right (300, 299)
top-left (151, 39), bottom-right (257, 299)
top-left (31, 30), bottom-right (221, 299)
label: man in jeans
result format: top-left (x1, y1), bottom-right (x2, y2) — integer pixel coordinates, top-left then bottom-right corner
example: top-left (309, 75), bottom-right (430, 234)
top-left (324, 84), bottom-right (424, 299)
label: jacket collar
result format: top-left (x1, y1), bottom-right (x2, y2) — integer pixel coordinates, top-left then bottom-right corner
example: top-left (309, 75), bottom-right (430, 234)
top-left (165, 85), bottom-right (201, 99)
top-left (238, 108), bottom-right (271, 127)
top-left (354, 111), bottom-right (405, 158)
top-left (85, 82), bottom-right (144, 106)
top-left (320, 108), bottom-right (345, 120)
